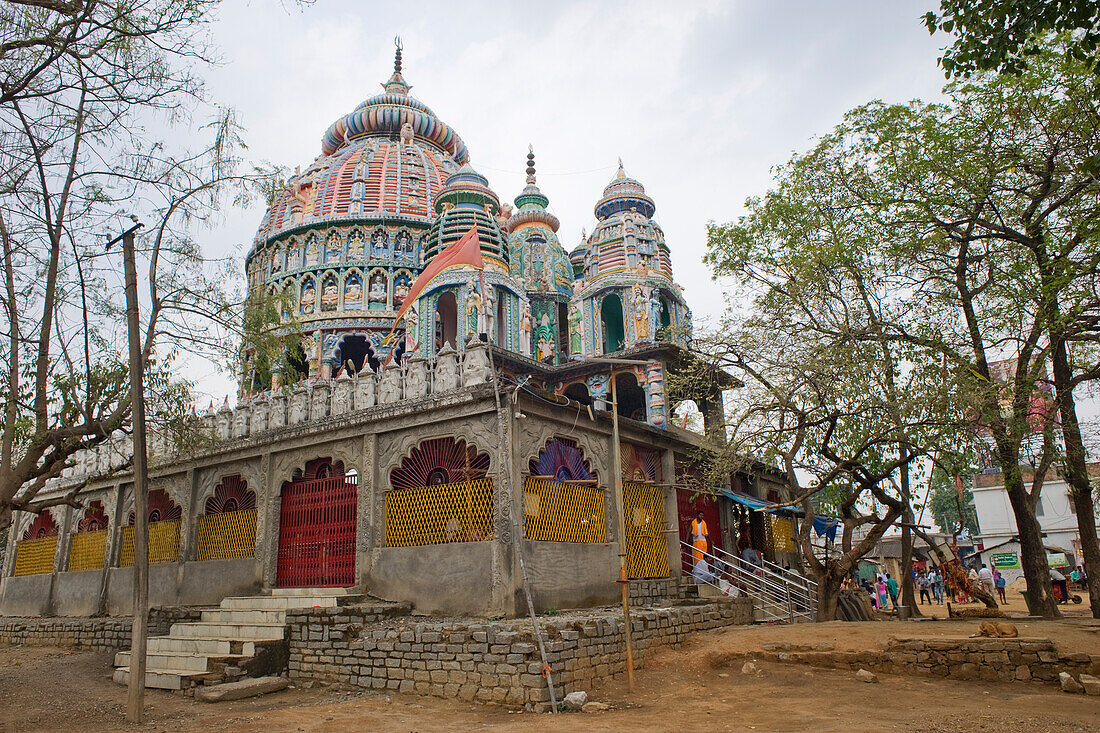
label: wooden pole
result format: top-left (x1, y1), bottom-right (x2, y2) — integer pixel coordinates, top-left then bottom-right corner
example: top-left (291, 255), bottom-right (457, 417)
top-left (118, 225), bottom-right (149, 723)
top-left (610, 372), bottom-right (635, 691)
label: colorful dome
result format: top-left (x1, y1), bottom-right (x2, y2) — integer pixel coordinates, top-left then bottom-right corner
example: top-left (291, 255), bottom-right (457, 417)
top-left (424, 164), bottom-right (508, 265)
top-left (248, 49), bottom-right (465, 254)
top-left (507, 147), bottom-right (572, 296)
top-left (593, 159), bottom-right (656, 220)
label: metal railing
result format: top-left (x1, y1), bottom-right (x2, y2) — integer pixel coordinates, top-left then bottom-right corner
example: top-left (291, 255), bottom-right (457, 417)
top-left (681, 541), bottom-right (817, 623)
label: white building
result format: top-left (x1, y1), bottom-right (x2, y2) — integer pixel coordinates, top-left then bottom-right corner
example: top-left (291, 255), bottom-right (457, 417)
top-left (970, 465), bottom-right (1098, 582)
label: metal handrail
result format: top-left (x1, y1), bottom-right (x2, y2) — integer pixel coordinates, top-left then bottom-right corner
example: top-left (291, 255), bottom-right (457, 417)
top-left (681, 542), bottom-right (816, 623)
top-left (706, 543), bottom-right (818, 610)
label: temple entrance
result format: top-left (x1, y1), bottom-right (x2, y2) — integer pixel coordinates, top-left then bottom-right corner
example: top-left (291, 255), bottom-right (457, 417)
top-left (276, 459), bottom-right (358, 588)
top-left (601, 293), bottom-right (625, 353)
top-left (676, 488), bottom-right (721, 575)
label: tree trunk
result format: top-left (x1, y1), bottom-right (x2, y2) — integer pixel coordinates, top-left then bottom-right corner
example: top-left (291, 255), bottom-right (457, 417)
top-left (1001, 461), bottom-right (1060, 617)
top-left (1049, 337), bottom-right (1100, 617)
top-left (815, 574), bottom-right (841, 622)
top-left (899, 452), bottom-right (919, 616)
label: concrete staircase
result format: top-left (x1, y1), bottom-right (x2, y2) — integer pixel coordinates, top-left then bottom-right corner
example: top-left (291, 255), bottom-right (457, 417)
top-left (113, 588), bottom-right (352, 691)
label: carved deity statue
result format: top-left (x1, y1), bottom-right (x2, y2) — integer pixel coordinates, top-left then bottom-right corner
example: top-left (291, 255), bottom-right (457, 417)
top-left (568, 302), bottom-right (582, 355)
top-left (519, 301), bottom-right (533, 356)
top-left (400, 121), bottom-right (414, 145)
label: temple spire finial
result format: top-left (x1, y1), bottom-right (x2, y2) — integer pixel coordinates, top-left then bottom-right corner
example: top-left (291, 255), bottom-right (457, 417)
top-left (525, 144), bottom-right (536, 185)
top-left (616, 157), bottom-right (625, 177)
top-left (383, 36), bottom-right (411, 95)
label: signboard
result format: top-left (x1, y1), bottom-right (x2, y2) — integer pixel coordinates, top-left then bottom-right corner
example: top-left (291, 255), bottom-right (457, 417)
top-left (990, 552), bottom-right (1019, 569)
top-left (1046, 552), bottom-right (1069, 568)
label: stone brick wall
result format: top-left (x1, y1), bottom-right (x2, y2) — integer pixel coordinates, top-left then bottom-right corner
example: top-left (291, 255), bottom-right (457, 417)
top-left (733, 636), bottom-right (1100, 685)
top-left (0, 607), bottom-right (205, 651)
top-left (627, 578), bottom-right (675, 606)
top-left (287, 598), bottom-right (753, 711)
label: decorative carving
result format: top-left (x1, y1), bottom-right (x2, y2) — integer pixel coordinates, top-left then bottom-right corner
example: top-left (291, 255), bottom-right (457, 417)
top-left (311, 381), bottom-right (330, 420)
top-left (269, 394), bottom-right (287, 430)
top-left (405, 355), bottom-right (428, 399)
top-left (232, 404), bottom-right (250, 439)
top-left (377, 361), bottom-right (402, 404)
top-left (250, 397), bottom-right (269, 435)
top-left (289, 385), bottom-right (310, 424)
top-left (434, 344), bottom-right (459, 392)
top-left (463, 341), bottom-right (490, 387)
top-left (355, 370), bottom-right (376, 409)
top-left (331, 371), bottom-right (353, 416)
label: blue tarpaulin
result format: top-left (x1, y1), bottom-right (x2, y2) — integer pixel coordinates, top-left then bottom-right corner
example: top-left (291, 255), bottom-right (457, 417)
top-left (719, 488), bottom-right (839, 542)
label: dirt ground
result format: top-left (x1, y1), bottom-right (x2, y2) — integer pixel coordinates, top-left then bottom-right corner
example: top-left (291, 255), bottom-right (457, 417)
top-left (2, 612), bottom-right (1099, 733)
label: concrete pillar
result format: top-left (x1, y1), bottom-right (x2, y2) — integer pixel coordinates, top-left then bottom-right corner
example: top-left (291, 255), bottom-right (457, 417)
top-left (257, 451), bottom-right (279, 589)
top-left (662, 449), bottom-right (679, 577)
top-left (355, 432), bottom-right (375, 591)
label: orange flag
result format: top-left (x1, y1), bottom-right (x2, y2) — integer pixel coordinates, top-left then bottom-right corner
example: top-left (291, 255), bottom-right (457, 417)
top-left (388, 227), bottom-right (484, 337)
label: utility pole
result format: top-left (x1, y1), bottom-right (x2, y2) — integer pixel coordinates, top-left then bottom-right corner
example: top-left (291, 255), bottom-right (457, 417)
top-left (610, 371), bottom-right (635, 691)
top-left (107, 219), bottom-right (148, 723)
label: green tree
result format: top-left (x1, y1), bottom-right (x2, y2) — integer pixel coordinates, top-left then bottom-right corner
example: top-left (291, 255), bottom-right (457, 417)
top-left (927, 470), bottom-right (979, 537)
top-left (706, 44), bottom-right (1100, 618)
top-left (925, 1), bottom-right (1100, 77)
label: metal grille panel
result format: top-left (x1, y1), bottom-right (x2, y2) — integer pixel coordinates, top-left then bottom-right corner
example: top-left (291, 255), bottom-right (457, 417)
top-left (196, 508), bottom-right (257, 561)
top-left (523, 478), bottom-right (605, 543)
top-left (67, 529), bottom-right (108, 571)
top-left (385, 479), bottom-right (494, 547)
top-left (119, 520), bottom-right (181, 566)
top-left (277, 475), bottom-right (357, 588)
top-left (623, 481), bottom-right (670, 578)
top-left (12, 536), bottom-right (56, 576)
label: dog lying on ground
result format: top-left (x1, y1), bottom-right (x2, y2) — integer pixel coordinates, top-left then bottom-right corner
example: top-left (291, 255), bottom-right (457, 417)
top-left (969, 620), bottom-right (1018, 638)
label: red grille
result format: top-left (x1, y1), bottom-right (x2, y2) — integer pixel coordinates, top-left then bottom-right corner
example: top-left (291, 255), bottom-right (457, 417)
top-left (276, 475), bottom-right (358, 588)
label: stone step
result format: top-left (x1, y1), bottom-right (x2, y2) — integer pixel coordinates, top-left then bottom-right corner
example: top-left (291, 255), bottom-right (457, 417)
top-left (112, 666), bottom-right (208, 690)
top-left (114, 650), bottom-right (246, 672)
top-left (200, 609), bottom-right (287, 625)
top-left (269, 587), bottom-right (352, 597)
top-left (169, 621), bottom-right (285, 641)
top-left (220, 595), bottom-right (340, 611)
top-left (146, 637), bottom-right (255, 656)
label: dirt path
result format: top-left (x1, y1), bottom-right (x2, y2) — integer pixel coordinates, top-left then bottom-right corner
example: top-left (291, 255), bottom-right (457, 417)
top-left (1, 617), bottom-right (1098, 733)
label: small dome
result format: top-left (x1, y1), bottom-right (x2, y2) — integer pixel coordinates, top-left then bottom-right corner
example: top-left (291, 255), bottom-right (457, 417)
top-left (424, 164), bottom-right (508, 264)
top-left (594, 160), bottom-right (655, 220)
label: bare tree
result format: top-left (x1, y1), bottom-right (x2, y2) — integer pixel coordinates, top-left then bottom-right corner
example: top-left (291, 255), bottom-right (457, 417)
top-left (0, 0), bottom-right (272, 529)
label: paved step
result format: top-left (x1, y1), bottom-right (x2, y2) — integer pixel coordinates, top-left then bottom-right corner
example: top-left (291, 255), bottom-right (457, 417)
top-left (146, 637), bottom-right (255, 656)
top-left (220, 595), bottom-right (340, 611)
top-left (169, 621), bottom-right (285, 641)
top-left (114, 650), bottom-right (247, 672)
top-left (113, 666), bottom-right (208, 690)
top-left (269, 587), bottom-right (352, 597)
top-left (199, 609), bottom-right (286, 625)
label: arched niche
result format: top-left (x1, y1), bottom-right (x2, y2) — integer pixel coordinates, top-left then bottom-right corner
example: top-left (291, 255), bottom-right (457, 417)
top-left (436, 291), bottom-right (458, 353)
top-left (204, 475), bottom-right (257, 515)
top-left (389, 437), bottom-right (490, 491)
top-left (528, 437), bottom-right (597, 483)
top-left (601, 292), bottom-right (625, 353)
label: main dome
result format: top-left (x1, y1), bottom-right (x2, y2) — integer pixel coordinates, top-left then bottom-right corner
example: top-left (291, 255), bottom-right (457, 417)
top-left (248, 49), bottom-right (468, 254)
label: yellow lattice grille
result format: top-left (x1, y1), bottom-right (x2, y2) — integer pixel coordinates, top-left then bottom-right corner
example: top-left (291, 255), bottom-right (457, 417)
top-left (769, 515), bottom-right (794, 553)
top-left (523, 478), bottom-right (606, 543)
top-left (196, 509), bottom-right (257, 561)
top-left (385, 479), bottom-right (494, 547)
top-left (67, 530), bottom-right (108, 571)
top-left (12, 536), bottom-right (56, 576)
top-left (623, 481), bottom-right (670, 578)
top-left (119, 520), bottom-right (180, 566)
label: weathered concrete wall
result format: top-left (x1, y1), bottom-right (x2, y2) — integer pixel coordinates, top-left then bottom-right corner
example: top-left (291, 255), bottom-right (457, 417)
top-left (522, 541), bottom-right (618, 611)
top-left (286, 599), bottom-right (754, 712)
top-left (369, 543), bottom-right (496, 616)
top-left (0, 574), bottom-right (52, 616)
top-left (105, 565), bottom-right (181, 615)
top-left (0, 607), bottom-right (205, 650)
top-left (51, 570), bottom-right (104, 617)
top-left (179, 558), bottom-right (262, 605)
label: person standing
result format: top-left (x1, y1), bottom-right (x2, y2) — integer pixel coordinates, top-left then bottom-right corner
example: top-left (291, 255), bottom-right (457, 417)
top-left (690, 511), bottom-right (709, 567)
top-left (978, 564), bottom-right (994, 598)
top-left (994, 572), bottom-right (1007, 604)
top-left (1050, 567), bottom-right (1070, 604)
top-left (876, 578), bottom-right (889, 609)
top-left (886, 573), bottom-right (899, 610)
top-left (918, 571), bottom-right (932, 605)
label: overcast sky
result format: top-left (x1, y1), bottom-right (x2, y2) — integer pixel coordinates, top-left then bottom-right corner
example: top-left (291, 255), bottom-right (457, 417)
top-left (191, 0), bottom-right (952, 403)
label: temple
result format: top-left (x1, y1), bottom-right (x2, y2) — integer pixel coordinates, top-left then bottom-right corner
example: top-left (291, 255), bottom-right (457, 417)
top-left (1, 50), bottom-right (794, 631)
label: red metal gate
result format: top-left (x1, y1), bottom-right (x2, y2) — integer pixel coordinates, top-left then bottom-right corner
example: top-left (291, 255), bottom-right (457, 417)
top-left (277, 474), bottom-right (358, 588)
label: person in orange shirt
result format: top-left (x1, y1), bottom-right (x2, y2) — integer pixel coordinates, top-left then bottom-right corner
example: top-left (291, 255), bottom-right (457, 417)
top-left (691, 511), bottom-right (709, 565)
